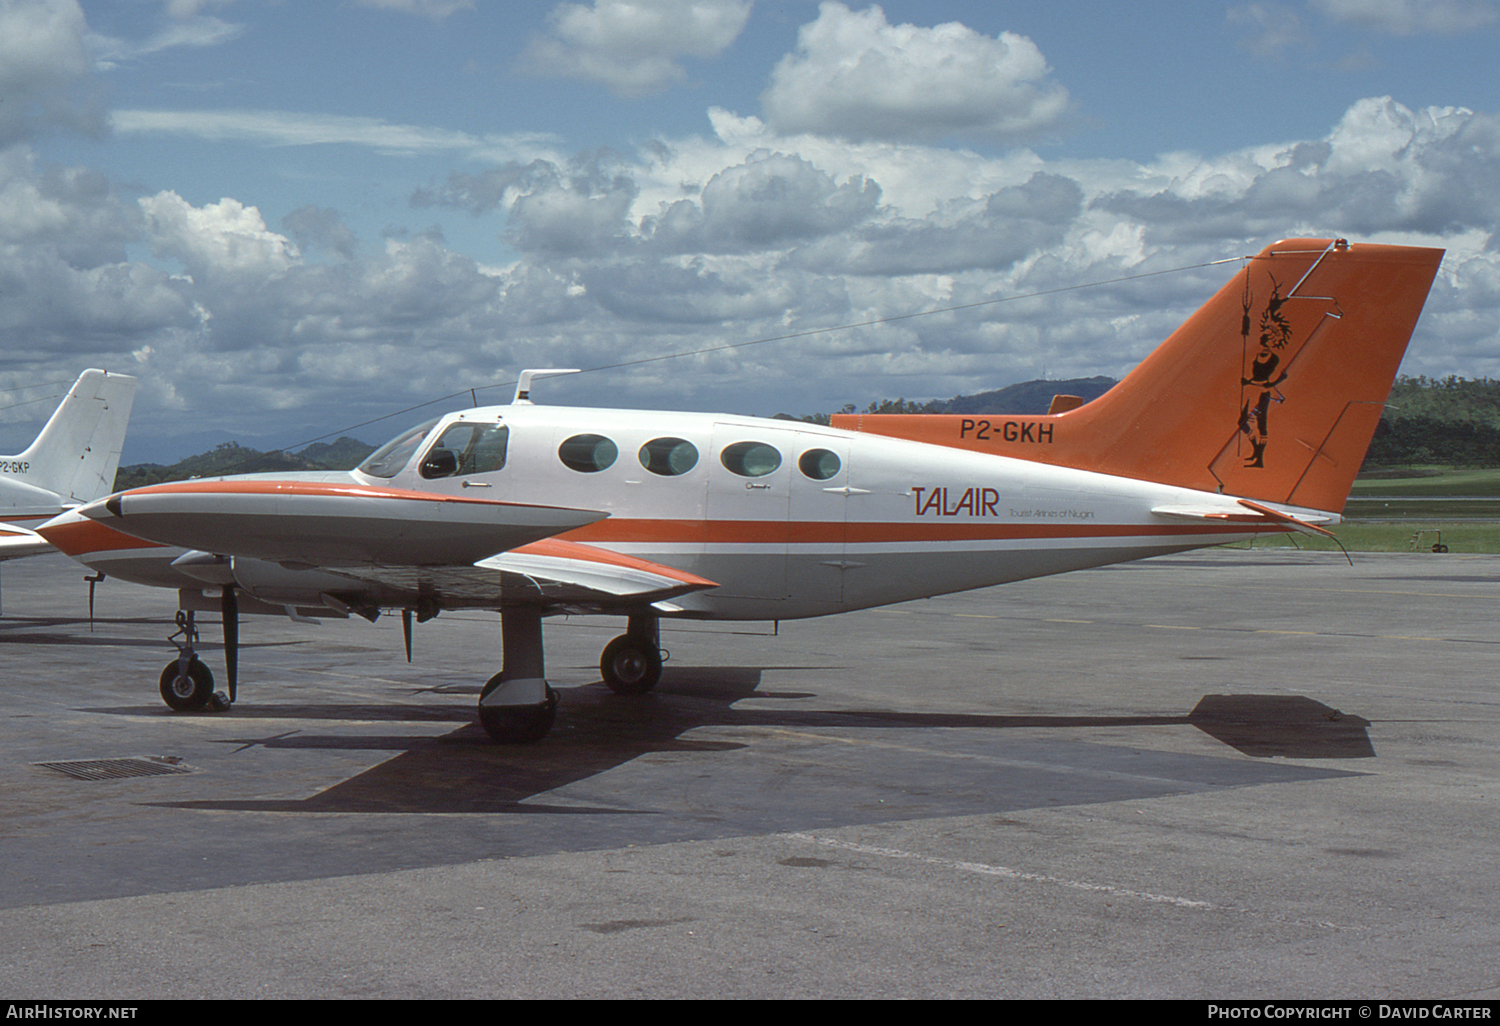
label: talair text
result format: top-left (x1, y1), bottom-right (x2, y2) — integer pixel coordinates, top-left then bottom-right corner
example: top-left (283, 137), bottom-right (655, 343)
top-left (912, 487), bottom-right (1098, 520)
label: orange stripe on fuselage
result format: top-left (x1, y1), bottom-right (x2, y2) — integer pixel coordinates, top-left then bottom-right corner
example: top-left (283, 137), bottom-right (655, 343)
top-left (42, 509), bottom-right (1282, 561)
top-left (563, 517), bottom-right (1280, 545)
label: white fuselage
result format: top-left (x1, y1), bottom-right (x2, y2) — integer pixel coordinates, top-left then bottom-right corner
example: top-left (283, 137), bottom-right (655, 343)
top-left (359, 404), bottom-right (1287, 619)
top-left (52, 403), bottom-right (1297, 621)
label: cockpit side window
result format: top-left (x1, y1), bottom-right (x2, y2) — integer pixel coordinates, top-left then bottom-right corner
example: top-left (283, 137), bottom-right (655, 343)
top-left (421, 422), bottom-right (510, 479)
top-left (358, 419), bottom-right (438, 478)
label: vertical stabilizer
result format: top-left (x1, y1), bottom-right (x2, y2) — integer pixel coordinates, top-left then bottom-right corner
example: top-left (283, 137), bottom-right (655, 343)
top-left (11, 370), bottom-right (138, 505)
top-left (835, 239), bottom-right (1444, 513)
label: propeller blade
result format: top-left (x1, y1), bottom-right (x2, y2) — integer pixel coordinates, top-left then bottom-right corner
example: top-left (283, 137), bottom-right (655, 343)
top-left (85, 572), bottom-right (103, 632)
top-left (221, 585), bottom-right (239, 703)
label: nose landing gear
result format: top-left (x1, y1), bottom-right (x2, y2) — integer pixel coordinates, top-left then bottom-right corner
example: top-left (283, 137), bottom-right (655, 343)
top-left (157, 588), bottom-right (239, 713)
top-left (157, 609), bottom-right (230, 712)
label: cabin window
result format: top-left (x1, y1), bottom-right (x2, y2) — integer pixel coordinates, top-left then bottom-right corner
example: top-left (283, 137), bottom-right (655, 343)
top-left (798, 448), bottom-right (842, 481)
top-left (639, 437), bottom-right (698, 476)
top-left (359, 419), bottom-right (438, 478)
top-left (558, 433), bottom-right (618, 473)
top-left (420, 421), bottom-right (509, 479)
top-left (720, 441), bottom-right (782, 478)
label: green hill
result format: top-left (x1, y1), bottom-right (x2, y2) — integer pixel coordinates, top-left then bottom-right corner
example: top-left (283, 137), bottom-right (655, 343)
top-left (114, 437), bottom-right (376, 491)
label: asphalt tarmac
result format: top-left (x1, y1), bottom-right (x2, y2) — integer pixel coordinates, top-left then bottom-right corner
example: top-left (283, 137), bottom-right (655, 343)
top-left (1, 547), bottom-right (1497, 999)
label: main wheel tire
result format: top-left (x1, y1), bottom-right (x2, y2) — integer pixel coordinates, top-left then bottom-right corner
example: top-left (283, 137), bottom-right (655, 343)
top-left (159, 658), bottom-right (215, 712)
top-left (600, 634), bottom-right (662, 695)
top-left (478, 675), bottom-right (558, 744)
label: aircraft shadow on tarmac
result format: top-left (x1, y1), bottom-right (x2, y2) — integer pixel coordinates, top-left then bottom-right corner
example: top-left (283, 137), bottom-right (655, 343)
top-left (126, 664), bottom-right (1374, 816)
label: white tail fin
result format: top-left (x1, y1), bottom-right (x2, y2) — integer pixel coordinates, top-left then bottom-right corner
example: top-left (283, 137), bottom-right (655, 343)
top-left (8, 370), bottom-right (138, 506)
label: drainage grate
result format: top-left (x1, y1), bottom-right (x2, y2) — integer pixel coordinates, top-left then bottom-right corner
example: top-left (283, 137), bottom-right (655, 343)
top-left (35, 756), bottom-right (195, 781)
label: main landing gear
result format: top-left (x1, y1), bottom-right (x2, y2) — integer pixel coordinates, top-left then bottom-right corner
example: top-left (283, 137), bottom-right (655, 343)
top-left (150, 591), bottom-right (667, 746)
top-left (599, 614), bottom-right (663, 695)
top-left (478, 610), bottom-right (665, 743)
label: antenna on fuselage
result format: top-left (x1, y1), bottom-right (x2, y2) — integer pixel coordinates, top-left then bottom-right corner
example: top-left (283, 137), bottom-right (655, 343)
top-left (512, 368), bottom-right (580, 405)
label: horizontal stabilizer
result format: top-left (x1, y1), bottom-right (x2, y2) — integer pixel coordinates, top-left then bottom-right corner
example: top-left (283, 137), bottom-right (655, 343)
top-left (1151, 500), bottom-right (1336, 538)
top-left (1235, 498), bottom-right (1338, 538)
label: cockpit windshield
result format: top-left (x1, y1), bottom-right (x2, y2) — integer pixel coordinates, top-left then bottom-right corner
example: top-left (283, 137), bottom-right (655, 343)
top-left (358, 419), bottom-right (438, 478)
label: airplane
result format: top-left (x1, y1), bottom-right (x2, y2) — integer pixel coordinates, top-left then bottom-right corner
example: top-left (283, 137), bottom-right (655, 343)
top-left (0, 369), bottom-right (137, 609)
top-left (36, 238), bottom-right (1443, 744)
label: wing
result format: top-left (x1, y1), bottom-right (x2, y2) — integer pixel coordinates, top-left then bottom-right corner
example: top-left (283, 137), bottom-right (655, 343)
top-left (319, 537), bottom-right (718, 612)
top-left (76, 478), bottom-right (609, 567)
top-left (67, 477), bottom-right (717, 615)
top-left (0, 525), bottom-right (56, 561)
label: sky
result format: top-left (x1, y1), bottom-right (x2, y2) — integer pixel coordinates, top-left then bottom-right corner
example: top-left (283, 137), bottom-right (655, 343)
top-left (2, 0), bottom-right (1499, 462)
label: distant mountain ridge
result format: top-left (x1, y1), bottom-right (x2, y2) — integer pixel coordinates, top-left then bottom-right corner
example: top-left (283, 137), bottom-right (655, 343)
top-left (114, 437), bottom-right (377, 491)
top-left (932, 376), bottom-right (1117, 415)
top-left (820, 375), bottom-right (1118, 419)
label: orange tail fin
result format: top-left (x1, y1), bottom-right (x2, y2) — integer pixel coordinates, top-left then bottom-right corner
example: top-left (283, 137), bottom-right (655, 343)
top-left (834, 238), bottom-right (1444, 513)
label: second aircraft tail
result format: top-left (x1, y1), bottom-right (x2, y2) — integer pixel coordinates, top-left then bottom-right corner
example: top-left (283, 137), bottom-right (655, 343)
top-left (9, 369), bottom-right (138, 506)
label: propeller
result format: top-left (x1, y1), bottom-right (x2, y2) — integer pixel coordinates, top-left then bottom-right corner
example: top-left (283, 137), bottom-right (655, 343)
top-left (85, 572), bottom-right (104, 632)
top-left (221, 585), bottom-right (239, 703)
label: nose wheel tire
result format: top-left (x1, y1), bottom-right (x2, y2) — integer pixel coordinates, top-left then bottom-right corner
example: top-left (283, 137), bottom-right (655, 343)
top-left (600, 634), bottom-right (663, 695)
top-left (159, 658), bottom-right (215, 712)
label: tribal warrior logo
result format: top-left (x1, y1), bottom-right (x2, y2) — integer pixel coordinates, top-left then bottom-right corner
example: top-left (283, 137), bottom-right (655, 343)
top-left (1238, 274), bottom-right (1294, 469)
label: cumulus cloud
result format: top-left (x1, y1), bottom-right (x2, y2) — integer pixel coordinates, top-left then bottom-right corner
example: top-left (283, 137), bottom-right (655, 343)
top-left (507, 167), bottom-right (640, 258)
top-left (411, 161), bottom-right (560, 217)
top-left (643, 152), bottom-right (883, 254)
top-left (7, 82), bottom-right (1500, 453)
top-left (1311, 0), bottom-right (1499, 34)
top-left (282, 207), bottom-right (359, 261)
top-left (794, 173), bottom-right (1083, 277)
top-left (518, 0), bottom-right (752, 97)
top-left (138, 192), bottom-right (300, 281)
top-left (0, 0), bottom-right (105, 146)
top-left (759, 2), bottom-right (1069, 144)
top-left (1097, 98), bottom-right (1497, 242)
